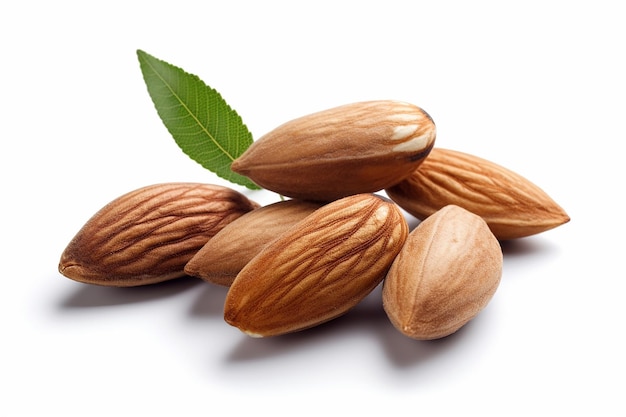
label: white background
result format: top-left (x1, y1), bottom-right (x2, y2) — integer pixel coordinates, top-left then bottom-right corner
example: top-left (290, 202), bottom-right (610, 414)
top-left (2, 1), bottom-right (624, 416)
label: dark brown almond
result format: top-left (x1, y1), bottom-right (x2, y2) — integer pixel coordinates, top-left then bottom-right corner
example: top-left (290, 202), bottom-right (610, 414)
top-left (59, 183), bottom-right (259, 287)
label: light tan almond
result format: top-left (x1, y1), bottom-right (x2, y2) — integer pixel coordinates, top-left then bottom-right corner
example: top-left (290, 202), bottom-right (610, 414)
top-left (386, 148), bottom-right (570, 240)
top-left (383, 205), bottom-right (503, 340)
top-left (184, 199), bottom-right (323, 286)
top-left (59, 183), bottom-right (259, 287)
top-left (231, 100), bottom-right (436, 201)
top-left (224, 193), bottom-right (408, 337)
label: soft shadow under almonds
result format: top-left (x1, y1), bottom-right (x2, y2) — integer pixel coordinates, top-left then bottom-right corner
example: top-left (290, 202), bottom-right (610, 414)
top-left (376, 313), bottom-right (480, 369)
top-left (224, 284), bottom-right (470, 367)
top-left (500, 236), bottom-right (553, 258)
top-left (188, 282), bottom-right (230, 318)
top-left (59, 276), bottom-right (202, 309)
top-left (225, 285), bottom-right (388, 361)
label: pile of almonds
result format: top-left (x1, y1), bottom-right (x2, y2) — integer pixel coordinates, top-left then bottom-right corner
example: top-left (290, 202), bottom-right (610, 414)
top-left (59, 100), bottom-right (569, 340)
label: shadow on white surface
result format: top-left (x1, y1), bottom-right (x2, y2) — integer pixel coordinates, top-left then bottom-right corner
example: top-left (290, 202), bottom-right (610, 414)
top-left (50, 235), bottom-right (524, 371)
top-left (189, 238), bottom-right (550, 368)
top-left (188, 282), bottom-right (230, 317)
top-left (499, 236), bottom-right (555, 258)
top-left (58, 276), bottom-right (203, 308)
top-left (200, 283), bottom-right (478, 368)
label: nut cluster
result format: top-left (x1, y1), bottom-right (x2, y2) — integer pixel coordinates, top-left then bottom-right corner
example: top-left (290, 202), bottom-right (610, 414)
top-left (59, 100), bottom-right (569, 340)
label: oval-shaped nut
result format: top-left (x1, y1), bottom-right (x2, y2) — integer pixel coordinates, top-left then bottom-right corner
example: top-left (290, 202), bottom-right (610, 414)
top-left (184, 199), bottom-right (323, 286)
top-left (383, 205), bottom-right (503, 340)
top-left (224, 194), bottom-right (409, 337)
top-left (231, 100), bottom-right (436, 202)
top-left (59, 183), bottom-right (259, 287)
top-left (386, 148), bottom-right (570, 240)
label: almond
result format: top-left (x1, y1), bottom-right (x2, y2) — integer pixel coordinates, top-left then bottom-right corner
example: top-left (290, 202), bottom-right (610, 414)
top-left (184, 199), bottom-right (323, 286)
top-left (231, 100), bottom-right (436, 202)
top-left (383, 205), bottom-right (503, 340)
top-left (59, 183), bottom-right (259, 287)
top-left (224, 194), bottom-right (408, 337)
top-left (386, 148), bottom-right (570, 239)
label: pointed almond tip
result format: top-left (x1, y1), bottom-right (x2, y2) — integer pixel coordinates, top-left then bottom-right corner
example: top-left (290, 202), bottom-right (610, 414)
top-left (550, 205), bottom-right (571, 228)
top-left (182, 263), bottom-right (198, 278)
top-left (58, 251), bottom-right (76, 276)
top-left (230, 158), bottom-right (244, 174)
top-left (58, 261), bottom-right (69, 276)
top-left (58, 260), bottom-right (85, 282)
top-left (242, 330), bottom-right (265, 338)
top-left (58, 253), bottom-right (101, 285)
top-left (58, 246), bottom-right (93, 283)
top-left (224, 312), bottom-right (265, 337)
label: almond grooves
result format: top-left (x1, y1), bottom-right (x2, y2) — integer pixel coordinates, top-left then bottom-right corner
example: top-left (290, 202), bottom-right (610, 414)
top-left (59, 100), bottom-right (569, 341)
top-left (223, 194), bottom-right (408, 337)
top-left (386, 148), bottom-right (570, 240)
top-left (59, 183), bottom-right (259, 287)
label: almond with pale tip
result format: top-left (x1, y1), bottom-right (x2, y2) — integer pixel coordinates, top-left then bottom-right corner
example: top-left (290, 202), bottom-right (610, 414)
top-left (231, 100), bottom-right (436, 202)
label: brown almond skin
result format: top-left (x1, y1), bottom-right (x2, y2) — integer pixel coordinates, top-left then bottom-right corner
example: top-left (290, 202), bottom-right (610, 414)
top-left (59, 183), bottom-right (259, 287)
top-left (184, 199), bottom-right (323, 286)
top-left (382, 205), bottom-right (503, 340)
top-left (231, 100), bottom-right (436, 202)
top-left (386, 148), bottom-right (570, 240)
top-left (224, 194), bottom-right (408, 337)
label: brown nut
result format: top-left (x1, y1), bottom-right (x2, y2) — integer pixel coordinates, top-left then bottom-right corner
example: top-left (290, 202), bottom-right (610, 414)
top-left (58, 182), bottom-right (259, 287)
top-left (383, 205), bottom-right (503, 340)
top-left (231, 100), bottom-right (436, 202)
top-left (184, 199), bottom-right (323, 286)
top-left (224, 193), bottom-right (408, 337)
top-left (386, 148), bottom-right (570, 240)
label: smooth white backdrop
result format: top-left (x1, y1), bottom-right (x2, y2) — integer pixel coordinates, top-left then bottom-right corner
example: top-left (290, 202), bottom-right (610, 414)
top-left (2, 1), bottom-right (624, 416)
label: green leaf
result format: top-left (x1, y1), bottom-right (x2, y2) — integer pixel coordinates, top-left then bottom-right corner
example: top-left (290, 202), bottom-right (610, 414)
top-left (137, 49), bottom-right (260, 190)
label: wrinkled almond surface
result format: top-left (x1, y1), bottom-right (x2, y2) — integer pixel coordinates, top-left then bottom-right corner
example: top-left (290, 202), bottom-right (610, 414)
top-left (224, 193), bottom-right (408, 337)
top-left (59, 183), bottom-right (259, 287)
top-left (185, 199), bottom-right (323, 286)
top-left (383, 205), bottom-right (503, 340)
top-left (386, 148), bottom-right (570, 239)
top-left (231, 100), bottom-right (436, 201)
